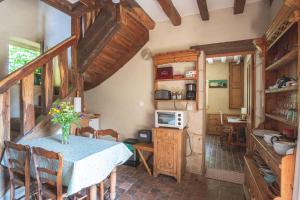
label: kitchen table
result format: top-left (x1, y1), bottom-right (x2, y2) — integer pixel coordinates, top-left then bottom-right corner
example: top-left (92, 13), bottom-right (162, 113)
top-left (1, 135), bottom-right (132, 200)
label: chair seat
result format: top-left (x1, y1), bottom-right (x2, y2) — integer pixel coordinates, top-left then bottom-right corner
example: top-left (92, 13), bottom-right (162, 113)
top-left (41, 183), bottom-right (68, 199)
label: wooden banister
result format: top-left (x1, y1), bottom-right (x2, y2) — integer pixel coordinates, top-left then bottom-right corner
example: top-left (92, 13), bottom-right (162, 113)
top-left (0, 35), bottom-right (76, 94)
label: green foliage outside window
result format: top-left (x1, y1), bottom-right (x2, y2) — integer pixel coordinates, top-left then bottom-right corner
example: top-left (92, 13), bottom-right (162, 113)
top-left (8, 44), bottom-right (41, 85)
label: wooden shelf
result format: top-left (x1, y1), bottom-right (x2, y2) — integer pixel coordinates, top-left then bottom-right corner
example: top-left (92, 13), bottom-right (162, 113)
top-left (265, 113), bottom-right (298, 127)
top-left (265, 48), bottom-right (298, 71)
top-left (265, 85), bottom-right (298, 94)
top-left (155, 99), bottom-right (196, 102)
top-left (155, 77), bottom-right (197, 82)
top-left (244, 156), bottom-right (274, 200)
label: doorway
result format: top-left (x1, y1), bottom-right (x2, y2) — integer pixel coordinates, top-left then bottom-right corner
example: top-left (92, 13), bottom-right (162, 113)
top-left (204, 53), bottom-right (254, 183)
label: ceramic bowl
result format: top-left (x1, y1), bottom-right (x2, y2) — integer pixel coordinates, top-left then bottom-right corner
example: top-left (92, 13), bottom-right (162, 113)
top-left (273, 140), bottom-right (296, 155)
top-left (263, 133), bottom-right (281, 145)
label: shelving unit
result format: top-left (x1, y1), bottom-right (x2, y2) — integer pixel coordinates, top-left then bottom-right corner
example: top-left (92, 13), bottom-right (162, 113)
top-left (152, 50), bottom-right (200, 110)
top-left (247, 3), bottom-right (299, 200)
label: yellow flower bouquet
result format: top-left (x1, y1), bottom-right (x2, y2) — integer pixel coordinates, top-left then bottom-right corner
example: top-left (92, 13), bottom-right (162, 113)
top-left (49, 101), bottom-right (81, 144)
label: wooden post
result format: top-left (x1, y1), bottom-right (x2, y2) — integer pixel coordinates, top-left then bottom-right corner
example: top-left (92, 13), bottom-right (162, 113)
top-left (0, 90), bottom-right (10, 157)
top-left (59, 49), bottom-right (69, 99)
top-left (42, 60), bottom-right (53, 114)
top-left (72, 16), bottom-right (84, 110)
top-left (20, 74), bottom-right (35, 134)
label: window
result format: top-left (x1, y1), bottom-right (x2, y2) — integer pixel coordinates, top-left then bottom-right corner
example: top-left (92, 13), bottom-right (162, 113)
top-left (8, 37), bottom-right (42, 84)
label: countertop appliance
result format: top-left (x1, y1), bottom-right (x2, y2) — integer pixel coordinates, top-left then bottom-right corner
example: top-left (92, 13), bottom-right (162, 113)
top-left (138, 130), bottom-right (152, 143)
top-left (155, 89), bottom-right (171, 100)
top-left (155, 110), bottom-right (187, 129)
top-left (186, 83), bottom-right (196, 100)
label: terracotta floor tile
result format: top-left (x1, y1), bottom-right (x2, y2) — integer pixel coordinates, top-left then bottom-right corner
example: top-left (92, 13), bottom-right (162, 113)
top-left (110, 165), bottom-right (245, 200)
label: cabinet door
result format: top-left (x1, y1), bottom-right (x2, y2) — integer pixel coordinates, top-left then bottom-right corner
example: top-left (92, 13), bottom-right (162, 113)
top-left (229, 62), bottom-right (244, 109)
top-left (155, 129), bottom-right (177, 174)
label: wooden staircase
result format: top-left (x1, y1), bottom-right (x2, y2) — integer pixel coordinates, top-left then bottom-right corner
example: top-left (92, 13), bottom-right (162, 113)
top-left (77, 3), bottom-right (154, 90)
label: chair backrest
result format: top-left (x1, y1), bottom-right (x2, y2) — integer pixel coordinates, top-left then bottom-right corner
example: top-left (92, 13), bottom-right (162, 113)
top-left (96, 129), bottom-right (120, 142)
top-left (4, 141), bottom-right (31, 200)
top-left (75, 126), bottom-right (96, 138)
top-left (219, 111), bottom-right (224, 126)
top-left (32, 147), bottom-right (63, 200)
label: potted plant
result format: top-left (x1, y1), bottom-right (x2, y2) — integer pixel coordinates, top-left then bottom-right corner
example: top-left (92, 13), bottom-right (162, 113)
top-left (49, 101), bottom-right (81, 144)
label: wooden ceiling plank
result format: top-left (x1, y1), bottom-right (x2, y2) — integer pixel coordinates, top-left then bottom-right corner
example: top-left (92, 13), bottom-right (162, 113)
top-left (197, 0), bottom-right (209, 21)
top-left (234, 0), bottom-right (246, 14)
top-left (157, 0), bottom-right (181, 26)
top-left (122, 0), bottom-right (156, 30)
top-left (80, 0), bottom-right (96, 7)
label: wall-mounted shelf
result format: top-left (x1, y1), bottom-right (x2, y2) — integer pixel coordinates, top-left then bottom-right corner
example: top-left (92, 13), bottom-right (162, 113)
top-left (265, 85), bottom-right (298, 94)
top-left (153, 50), bottom-right (200, 110)
top-left (155, 77), bottom-right (197, 82)
top-left (265, 48), bottom-right (297, 71)
top-left (265, 113), bottom-right (297, 127)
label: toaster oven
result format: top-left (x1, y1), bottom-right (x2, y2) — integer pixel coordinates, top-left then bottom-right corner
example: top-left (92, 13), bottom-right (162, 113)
top-left (155, 110), bottom-right (187, 129)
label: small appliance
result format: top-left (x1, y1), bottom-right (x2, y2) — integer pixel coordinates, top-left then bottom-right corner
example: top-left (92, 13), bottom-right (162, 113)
top-left (186, 83), bottom-right (196, 100)
top-left (155, 110), bottom-right (187, 129)
top-left (156, 67), bottom-right (173, 79)
top-left (155, 90), bottom-right (171, 100)
top-left (138, 130), bottom-right (152, 143)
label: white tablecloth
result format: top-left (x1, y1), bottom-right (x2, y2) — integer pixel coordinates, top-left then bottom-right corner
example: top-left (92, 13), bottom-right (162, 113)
top-left (2, 135), bottom-right (132, 195)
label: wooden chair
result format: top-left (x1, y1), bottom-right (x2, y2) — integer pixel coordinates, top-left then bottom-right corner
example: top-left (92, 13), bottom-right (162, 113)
top-left (32, 147), bottom-right (87, 200)
top-left (95, 129), bottom-right (120, 141)
top-left (4, 141), bottom-right (33, 200)
top-left (219, 112), bottom-right (234, 150)
top-left (94, 129), bottom-right (120, 200)
top-left (75, 126), bottom-right (97, 138)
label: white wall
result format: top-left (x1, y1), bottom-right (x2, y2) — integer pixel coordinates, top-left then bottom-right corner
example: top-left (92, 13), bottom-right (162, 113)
top-left (85, 1), bottom-right (273, 174)
top-left (85, 1), bottom-right (271, 139)
top-left (206, 61), bottom-right (241, 114)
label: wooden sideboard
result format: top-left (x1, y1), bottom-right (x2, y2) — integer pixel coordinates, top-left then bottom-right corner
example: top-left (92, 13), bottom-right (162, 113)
top-left (153, 128), bottom-right (186, 183)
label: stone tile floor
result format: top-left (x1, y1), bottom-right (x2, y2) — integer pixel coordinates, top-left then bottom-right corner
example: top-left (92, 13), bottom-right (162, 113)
top-left (110, 165), bottom-right (245, 200)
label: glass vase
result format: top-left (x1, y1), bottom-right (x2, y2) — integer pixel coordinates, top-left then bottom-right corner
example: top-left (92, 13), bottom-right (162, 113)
top-left (61, 124), bottom-right (71, 144)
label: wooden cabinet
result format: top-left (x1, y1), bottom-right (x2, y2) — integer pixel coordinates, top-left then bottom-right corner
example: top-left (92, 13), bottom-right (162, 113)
top-left (245, 3), bottom-right (298, 200)
top-left (229, 62), bottom-right (244, 109)
top-left (153, 128), bottom-right (186, 183)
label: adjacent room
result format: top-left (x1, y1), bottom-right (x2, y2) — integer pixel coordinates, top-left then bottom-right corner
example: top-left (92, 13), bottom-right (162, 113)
top-left (0, 0), bottom-right (300, 200)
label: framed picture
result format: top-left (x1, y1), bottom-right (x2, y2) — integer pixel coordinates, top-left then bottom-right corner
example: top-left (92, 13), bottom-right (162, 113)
top-left (209, 80), bottom-right (228, 88)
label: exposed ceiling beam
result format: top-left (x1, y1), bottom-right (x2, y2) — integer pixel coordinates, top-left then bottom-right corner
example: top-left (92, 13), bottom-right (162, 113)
top-left (123, 0), bottom-right (156, 30)
top-left (156, 0), bottom-right (181, 26)
top-left (196, 0), bottom-right (209, 21)
top-left (190, 39), bottom-right (255, 56)
top-left (234, 0), bottom-right (246, 15)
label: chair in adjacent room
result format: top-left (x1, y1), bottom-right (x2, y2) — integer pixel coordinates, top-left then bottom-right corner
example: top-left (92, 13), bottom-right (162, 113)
top-left (75, 126), bottom-right (97, 138)
top-left (4, 141), bottom-right (35, 200)
top-left (219, 112), bottom-right (234, 150)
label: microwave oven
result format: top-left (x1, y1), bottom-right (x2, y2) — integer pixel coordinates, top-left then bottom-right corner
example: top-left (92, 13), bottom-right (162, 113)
top-left (155, 110), bottom-right (187, 129)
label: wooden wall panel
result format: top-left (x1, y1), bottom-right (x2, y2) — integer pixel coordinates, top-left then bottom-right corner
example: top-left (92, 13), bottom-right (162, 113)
top-left (0, 91), bottom-right (10, 156)
top-left (42, 60), bottom-right (54, 114)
